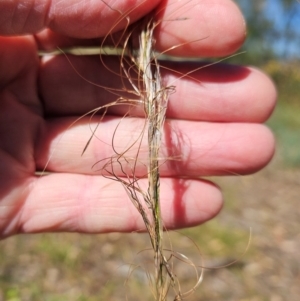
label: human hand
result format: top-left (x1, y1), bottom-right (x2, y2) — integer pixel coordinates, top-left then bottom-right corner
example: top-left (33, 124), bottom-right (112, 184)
top-left (0, 0), bottom-right (276, 238)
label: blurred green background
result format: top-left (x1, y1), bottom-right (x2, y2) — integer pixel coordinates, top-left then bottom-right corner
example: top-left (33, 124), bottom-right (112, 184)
top-left (1, 1), bottom-right (299, 300)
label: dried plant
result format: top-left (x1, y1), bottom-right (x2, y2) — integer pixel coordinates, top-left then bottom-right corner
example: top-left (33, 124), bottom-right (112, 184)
top-left (81, 5), bottom-right (203, 299)
top-left (41, 1), bottom-right (215, 299)
top-left (120, 17), bottom-right (176, 300)
top-left (94, 12), bottom-right (191, 300)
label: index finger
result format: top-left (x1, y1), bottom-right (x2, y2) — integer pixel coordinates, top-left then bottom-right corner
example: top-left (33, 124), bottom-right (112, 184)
top-left (31, 0), bottom-right (246, 57)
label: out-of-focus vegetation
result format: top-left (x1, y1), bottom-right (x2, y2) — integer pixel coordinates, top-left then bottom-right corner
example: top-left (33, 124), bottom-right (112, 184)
top-left (231, 0), bottom-right (300, 167)
top-left (233, 0), bottom-right (300, 64)
top-left (265, 60), bottom-right (300, 167)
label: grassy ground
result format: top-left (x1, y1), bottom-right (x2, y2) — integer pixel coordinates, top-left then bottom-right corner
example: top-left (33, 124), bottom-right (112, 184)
top-left (0, 62), bottom-right (299, 301)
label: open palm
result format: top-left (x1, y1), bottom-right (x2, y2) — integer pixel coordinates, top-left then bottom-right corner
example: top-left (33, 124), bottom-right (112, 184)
top-left (0, 0), bottom-right (276, 239)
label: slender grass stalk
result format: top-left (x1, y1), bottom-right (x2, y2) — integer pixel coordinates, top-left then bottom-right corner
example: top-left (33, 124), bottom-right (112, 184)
top-left (114, 16), bottom-right (176, 300)
top-left (137, 18), bottom-right (173, 300)
top-left (96, 10), bottom-right (204, 300)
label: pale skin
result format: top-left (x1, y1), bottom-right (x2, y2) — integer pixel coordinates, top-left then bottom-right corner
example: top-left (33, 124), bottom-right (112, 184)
top-left (0, 0), bottom-right (276, 239)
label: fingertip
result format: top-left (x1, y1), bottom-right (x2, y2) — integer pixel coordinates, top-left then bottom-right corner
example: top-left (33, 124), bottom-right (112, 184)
top-left (162, 179), bottom-right (224, 229)
top-left (231, 124), bottom-right (276, 175)
top-left (192, 180), bottom-right (224, 222)
top-left (211, 0), bottom-right (247, 56)
top-left (250, 125), bottom-right (276, 172)
top-left (247, 67), bottom-right (278, 122)
top-left (155, 0), bottom-right (247, 57)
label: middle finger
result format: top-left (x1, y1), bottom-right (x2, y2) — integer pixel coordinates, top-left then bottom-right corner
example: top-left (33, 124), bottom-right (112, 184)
top-left (39, 55), bottom-right (276, 122)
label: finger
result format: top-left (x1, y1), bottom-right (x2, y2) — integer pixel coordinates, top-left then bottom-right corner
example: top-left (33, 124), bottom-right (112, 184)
top-left (35, 117), bottom-right (275, 176)
top-left (0, 0), bottom-right (160, 37)
top-left (32, 0), bottom-right (245, 57)
top-left (39, 55), bottom-right (276, 122)
top-left (154, 0), bottom-right (246, 56)
top-left (18, 175), bottom-right (223, 234)
top-left (0, 36), bottom-right (41, 110)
